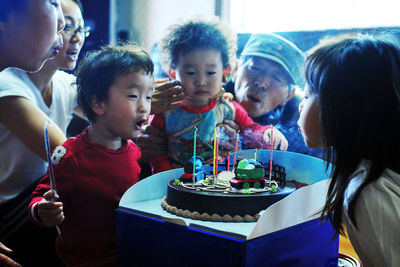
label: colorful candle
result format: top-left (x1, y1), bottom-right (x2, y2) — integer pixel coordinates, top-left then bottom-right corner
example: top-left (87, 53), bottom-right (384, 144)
top-left (215, 127), bottom-right (219, 175)
top-left (227, 152), bottom-right (230, 172)
top-left (254, 148), bottom-right (257, 161)
top-left (233, 130), bottom-right (240, 169)
top-left (192, 127), bottom-right (197, 186)
top-left (269, 125), bottom-right (274, 185)
top-left (213, 127), bottom-right (217, 176)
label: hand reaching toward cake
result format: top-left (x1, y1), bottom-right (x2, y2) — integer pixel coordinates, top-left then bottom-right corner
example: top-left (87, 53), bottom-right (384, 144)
top-left (263, 128), bottom-right (288, 151)
top-left (136, 124), bottom-right (168, 161)
top-left (217, 120), bottom-right (239, 157)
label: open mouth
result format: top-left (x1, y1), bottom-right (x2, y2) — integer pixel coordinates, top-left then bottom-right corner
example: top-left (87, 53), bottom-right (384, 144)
top-left (66, 49), bottom-right (79, 59)
top-left (247, 93), bottom-right (261, 103)
top-left (135, 119), bottom-right (146, 130)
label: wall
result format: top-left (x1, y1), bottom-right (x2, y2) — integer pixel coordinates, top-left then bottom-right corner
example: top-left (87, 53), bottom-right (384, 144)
top-left (111, 0), bottom-right (216, 52)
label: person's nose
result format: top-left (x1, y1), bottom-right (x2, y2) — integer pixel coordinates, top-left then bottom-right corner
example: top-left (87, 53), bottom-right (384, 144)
top-left (137, 98), bottom-right (149, 114)
top-left (71, 31), bottom-right (85, 44)
top-left (57, 4), bottom-right (65, 33)
top-left (254, 73), bottom-right (271, 91)
top-left (298, 99), bottom-right (304, 113)
top-left (195, 73), bottom-right (207, 87)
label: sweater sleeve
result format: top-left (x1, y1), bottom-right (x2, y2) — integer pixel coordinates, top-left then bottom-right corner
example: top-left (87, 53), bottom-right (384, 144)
top-left (29, 149), bottom-right (76, 226)
top-left (29, 173), bottom-right (51, 226)
top-left (232, 101), bottom-right (272, 149)
top-left (148, 114), bottom-right (173, 173)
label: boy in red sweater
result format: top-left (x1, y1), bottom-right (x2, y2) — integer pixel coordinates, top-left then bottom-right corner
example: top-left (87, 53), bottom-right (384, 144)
top-left (29, 45), bottom-right (154, 266)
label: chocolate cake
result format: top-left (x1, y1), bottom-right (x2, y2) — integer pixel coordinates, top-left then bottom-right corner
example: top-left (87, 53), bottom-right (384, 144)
top-left (161, 158), bottom-right (296, 222)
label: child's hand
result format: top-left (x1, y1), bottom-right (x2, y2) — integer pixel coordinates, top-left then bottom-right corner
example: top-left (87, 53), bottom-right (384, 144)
top-left (136, 125), bottom-right (167, 161)
top-left (223, 92), bottom-right (234, 101)
top-left (263, 128), bottom-right (288, 151)
top-left (37, 190), bottom-right (64, 227)
top-left (151, 79), bottom-right (184, 114)
top-left (217, 120), bottom-right (239, 157)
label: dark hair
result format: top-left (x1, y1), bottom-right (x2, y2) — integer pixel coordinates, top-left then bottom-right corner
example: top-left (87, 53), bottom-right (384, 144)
top-left (159, 16), bottom-right (237, 71)
top-left (0, 0), bottom-right (28, 20)
top-left (76, 44), bottom-right (154, 122)
top-left (304, 33), bottom-right (400, 235)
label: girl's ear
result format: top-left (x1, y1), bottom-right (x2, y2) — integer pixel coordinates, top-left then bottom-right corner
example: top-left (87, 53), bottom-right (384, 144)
top-left (222, 67), bottom-right (232, 83)
top-left (168, 69), bottom-right (176, 80)
top-left (90, 95), bottom-right (106, 116)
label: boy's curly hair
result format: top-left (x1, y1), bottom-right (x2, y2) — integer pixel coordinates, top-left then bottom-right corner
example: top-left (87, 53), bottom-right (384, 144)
top-left (159, 16), bottom-right (237, 72)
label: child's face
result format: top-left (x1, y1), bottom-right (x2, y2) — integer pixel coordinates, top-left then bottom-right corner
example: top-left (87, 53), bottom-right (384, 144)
top-left (101, 71), bottom-right (153, 140)
top-left (297, 85), bottom-right (323, 148)
top-left (174, 49), bottom-right (224, 107)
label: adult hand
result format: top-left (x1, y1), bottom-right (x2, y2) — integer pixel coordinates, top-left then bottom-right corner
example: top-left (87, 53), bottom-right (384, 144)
top-left (263, 127), bottom-right (288, 151)
top-left (217, 120), bottom-right (240, 158)
top-left (151, 78), bottom-right (184, 114)
top-left (0, 242), bottom-right (21, 267)
top-left (37, 190), bottom-right (64, 227)
top-left (136, 125), bottom-right (167, 161)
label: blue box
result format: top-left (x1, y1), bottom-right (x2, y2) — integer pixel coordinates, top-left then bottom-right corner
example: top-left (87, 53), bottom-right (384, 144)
top-left (117, 150), bottom-right (339, 266)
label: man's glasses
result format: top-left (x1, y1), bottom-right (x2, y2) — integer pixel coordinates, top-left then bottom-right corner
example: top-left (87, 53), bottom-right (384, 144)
top-left (63, 24), bottom-right (91, 38)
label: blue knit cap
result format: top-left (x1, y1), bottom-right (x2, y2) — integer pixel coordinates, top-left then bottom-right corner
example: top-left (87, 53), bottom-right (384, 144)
top-left (240, 33), bottom-right (305, 88)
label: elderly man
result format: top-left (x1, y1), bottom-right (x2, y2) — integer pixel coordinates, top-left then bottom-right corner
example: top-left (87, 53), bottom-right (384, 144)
top-left (224, 33), bottom-right (321, 157)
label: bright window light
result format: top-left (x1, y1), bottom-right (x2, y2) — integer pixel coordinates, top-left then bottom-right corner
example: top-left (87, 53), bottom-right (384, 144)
top-left (230, 0), bottom-right (400, 32)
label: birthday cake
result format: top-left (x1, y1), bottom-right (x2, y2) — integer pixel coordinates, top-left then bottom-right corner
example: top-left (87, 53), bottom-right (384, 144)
top-left (161, 157), bottom-right (296, 222)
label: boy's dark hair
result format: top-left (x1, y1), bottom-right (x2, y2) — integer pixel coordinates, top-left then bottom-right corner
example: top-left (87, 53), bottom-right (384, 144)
top-left (76, 44), bottom-right (154, 122)
top-left (305, 33), bottom-right (400, 236)
top-left (159, 16), bottom-right (237, 71)
top-left (0, 0), bottom-right (28, 20)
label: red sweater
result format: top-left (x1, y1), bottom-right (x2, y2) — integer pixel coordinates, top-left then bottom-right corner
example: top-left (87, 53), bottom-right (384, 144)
top-left (29, 127), bottom-right (141, 266)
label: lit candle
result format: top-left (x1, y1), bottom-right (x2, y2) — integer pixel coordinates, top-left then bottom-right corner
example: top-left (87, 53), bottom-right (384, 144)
top-left (192, 127), bottom-right (197, 186)
top-left (215, 127), bottom-right (219, 175)
top-left (233, 130), bottom-right (240, 169)
top-left (254, 148), bottom-right (257, 161)
top-left (269, 125), bottom-right (274, 185)
top-left (213, 127), bottom-right (217, 176)
top-left (227, 152), bottom-right (230, 172)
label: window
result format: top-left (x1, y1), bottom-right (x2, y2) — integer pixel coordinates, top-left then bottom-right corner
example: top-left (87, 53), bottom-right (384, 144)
top-left (230, 0), bottom-right (400, 33)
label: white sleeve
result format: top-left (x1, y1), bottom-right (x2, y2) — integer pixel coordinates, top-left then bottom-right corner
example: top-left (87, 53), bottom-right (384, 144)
top-left (346, 173), bottom-right (400, 267)
top-left (0, 68), bottom-right (35, 100)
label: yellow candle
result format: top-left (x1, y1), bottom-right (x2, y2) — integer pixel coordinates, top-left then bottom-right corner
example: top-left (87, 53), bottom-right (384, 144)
top-left (254, 148), bottom-right (257, 161)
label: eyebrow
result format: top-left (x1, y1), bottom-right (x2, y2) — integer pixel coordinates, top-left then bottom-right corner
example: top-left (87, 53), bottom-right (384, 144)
top-left (182, 64), bottom-right (218, 68)
top-left (64, 16), bottom-right (84, 25)
top-left (126, 83), bottom-right (140, 88)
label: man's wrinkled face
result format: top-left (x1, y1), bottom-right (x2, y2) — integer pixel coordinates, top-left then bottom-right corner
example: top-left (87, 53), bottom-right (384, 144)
top-left (233, 56), bottom-right (291, 118)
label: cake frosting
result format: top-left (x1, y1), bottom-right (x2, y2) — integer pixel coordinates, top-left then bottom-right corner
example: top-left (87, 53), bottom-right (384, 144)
top-left (161, 158), bottom-right (296, 222)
